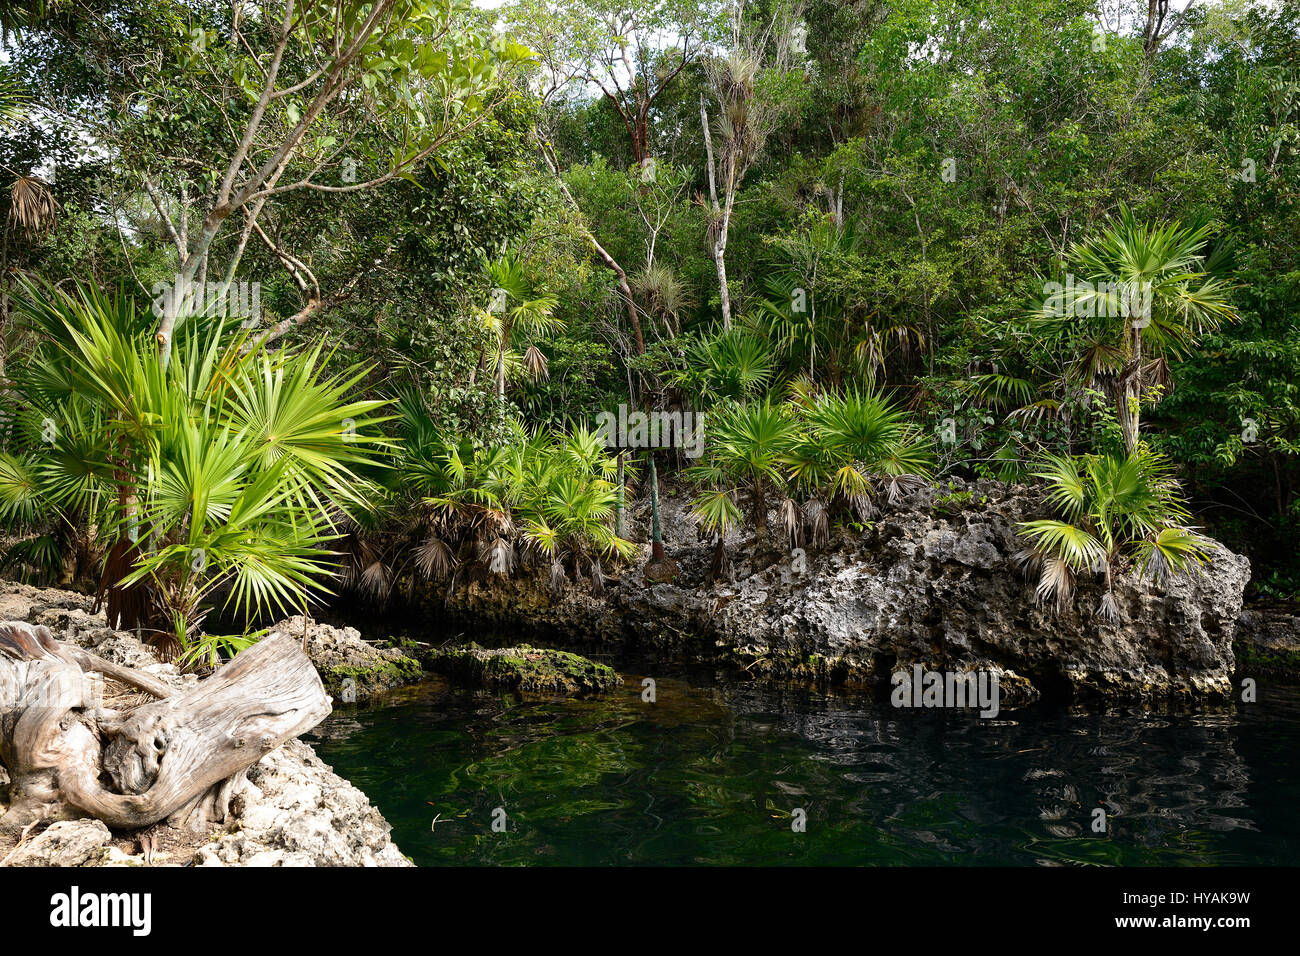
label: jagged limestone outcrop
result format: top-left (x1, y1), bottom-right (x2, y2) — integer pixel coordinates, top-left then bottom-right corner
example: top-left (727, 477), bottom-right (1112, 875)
top-left (425, 478), bottom-right (1252, 704)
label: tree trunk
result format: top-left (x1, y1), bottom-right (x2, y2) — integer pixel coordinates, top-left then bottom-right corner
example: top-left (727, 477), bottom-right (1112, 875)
top-left (700, 95), bottom-right (733, 331)
top-left (649, 455), bottom-right (664, 561)
top-left (1119, 324), bottom-right (1144, 453)
top-left (714, 236), bottom-right (732, 331)
top-left (615, 452), bottom-right (625, 540)
top-left (0, 623), bottom-right (330, 833)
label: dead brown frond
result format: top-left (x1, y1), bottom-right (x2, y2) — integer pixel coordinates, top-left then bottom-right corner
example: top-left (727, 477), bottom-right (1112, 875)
top-left (780, 497), bottom-right (803, 550)
top-left (8, 175), bottom-right (57, 238)
top-left (415, 534), bottom-right (453, 580)
top-left (522, 344), bottom-right (549, 381)
top-left (481, 537), bottom-right (516, 576)
top-left (803, 497), bottom-right (830, 549)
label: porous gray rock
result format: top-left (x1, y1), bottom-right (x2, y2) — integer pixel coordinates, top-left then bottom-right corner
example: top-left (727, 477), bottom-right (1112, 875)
top-left (266, 615), bottom-right (422, 702)
top-left (191, 740), bottom-right (411, 867)
top-left (432, 478), bottom-right (1252, 703)
top-left (3, 820), bottom-right (112, 867)
top-left (1234, 604), bottom-right (1300, 675)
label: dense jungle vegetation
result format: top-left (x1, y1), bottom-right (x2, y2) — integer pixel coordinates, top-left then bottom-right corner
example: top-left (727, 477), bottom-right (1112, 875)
top-left (0, 0), bottom-right (1296, 660)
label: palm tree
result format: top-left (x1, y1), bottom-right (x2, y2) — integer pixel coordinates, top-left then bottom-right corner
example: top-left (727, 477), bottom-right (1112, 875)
top-left (1, 69), bottom-right (56, 381)
top-left (2, 279), bottom-right (390, 655)
top-left (1016, 447), bottom-right (1213, 624)
top-left (689, 392), bottom-right (933, 573)
top-left (784, 389), bottom-right (934, 532)
top-left (688, 400), bottom-right (797, 538)
top-left (510, 424), bottom-right (632, 590)
top-left (673, 329), bottom-right (775, 405)
top-left (0, 66), bottom-right (28, 126)
top-left (346, 402), bottom-right (634, 603)
top-left (1029, 207), bottom-right (1237, 452)
top-left (483, 252), bottom-right (561, 399)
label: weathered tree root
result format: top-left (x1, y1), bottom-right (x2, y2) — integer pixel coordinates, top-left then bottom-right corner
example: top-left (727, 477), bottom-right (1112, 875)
top-left (0, 622), bottom-right (331, 834)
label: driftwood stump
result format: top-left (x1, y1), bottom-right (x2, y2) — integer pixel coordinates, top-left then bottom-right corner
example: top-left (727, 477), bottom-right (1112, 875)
top-left (0, 622), bottom-right (331, 833)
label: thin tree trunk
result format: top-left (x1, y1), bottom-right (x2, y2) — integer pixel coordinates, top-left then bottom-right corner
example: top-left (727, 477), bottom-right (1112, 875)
top-left (700, 95), bottom-right (732, 331)
top-left (1120, 325), bottom-right (1144, 453)
top-left (615, 452), bottom-right (625, 539)
top-left (649, 455), bottom-right (664, 561)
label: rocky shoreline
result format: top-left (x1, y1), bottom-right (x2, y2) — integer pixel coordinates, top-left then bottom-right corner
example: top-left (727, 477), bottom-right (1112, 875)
top-left (4, 478), bottom-right (1295, 865)
top-left (0, 582), bottom-right (411, 867)
top-left (420, 478), bottom-right (1284, 706)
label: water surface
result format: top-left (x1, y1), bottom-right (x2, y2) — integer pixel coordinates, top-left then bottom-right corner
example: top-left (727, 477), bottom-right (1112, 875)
top-left (306, 660), bottom-right (1300, 866)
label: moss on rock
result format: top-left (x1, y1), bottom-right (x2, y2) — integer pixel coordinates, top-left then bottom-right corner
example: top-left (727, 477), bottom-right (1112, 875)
top-left (267, 616), bottom-right (423, 703)
top-left (427, 643), bottom-right (620, 695)
top-left (319, 654), bottom-right (423, 701)
top-left (1234, 639), bottom-right (1300, 677)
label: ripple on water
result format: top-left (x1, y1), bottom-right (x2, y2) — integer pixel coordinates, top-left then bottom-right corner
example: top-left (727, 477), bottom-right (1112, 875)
top-left (304, 671), bottom-right (1300, 866)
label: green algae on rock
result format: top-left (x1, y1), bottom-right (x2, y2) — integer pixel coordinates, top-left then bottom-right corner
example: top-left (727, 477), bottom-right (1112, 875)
top-left (267, 616), bottom-right (423, 703)
top-left (426, 643), bottom-right (621, 695)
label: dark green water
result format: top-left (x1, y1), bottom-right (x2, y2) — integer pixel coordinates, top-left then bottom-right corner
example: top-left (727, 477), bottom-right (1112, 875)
top-left (305, 663), bottom-right (1300, 866)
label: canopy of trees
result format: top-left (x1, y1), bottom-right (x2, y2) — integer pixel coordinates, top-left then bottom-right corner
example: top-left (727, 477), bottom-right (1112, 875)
top-left (1, 0), bottom-right (1296, 650)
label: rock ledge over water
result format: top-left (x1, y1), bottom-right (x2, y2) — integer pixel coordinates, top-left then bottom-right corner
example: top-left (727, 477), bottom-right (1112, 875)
top-left (432, 479), bottom-right (1252, 704)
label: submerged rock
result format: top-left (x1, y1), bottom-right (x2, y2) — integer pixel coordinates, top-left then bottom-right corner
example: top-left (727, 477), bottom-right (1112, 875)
top-left (427, 642), bottom-right (621, 695)
top-left (427, 479), bottom-right (1253, 704)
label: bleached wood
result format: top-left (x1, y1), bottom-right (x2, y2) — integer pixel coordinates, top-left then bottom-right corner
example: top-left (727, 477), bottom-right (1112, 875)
top-left (0, 622), bottom-right (330, 833)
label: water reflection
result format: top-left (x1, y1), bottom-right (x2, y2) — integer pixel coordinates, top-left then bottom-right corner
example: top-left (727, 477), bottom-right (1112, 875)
top-left (306, 670), bottom-right (1300, 866)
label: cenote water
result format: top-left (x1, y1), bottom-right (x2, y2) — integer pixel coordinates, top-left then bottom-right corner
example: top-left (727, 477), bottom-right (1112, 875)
top-left (306, 652), bottom-right (1300, 867)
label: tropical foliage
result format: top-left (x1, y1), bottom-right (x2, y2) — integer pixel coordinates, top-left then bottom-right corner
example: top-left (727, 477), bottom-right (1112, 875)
top-left (1016, 449), bottom-right (1213, 623)
top-left (336, 388), bottom-right (634, 604)
top-left (1, 0), bottom-right (1297, 643)
top-left (0, 280), bottom-right (389, 656)
top-left (689, 389), bottom-right (934, 572)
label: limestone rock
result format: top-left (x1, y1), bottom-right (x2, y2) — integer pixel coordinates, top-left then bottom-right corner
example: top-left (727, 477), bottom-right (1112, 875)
top-left (430, 478), bottom-right (1252, 703)
top-left (1234, 605), bottom-right (1300, 675)
top-left (192, 740), bottom-right (411, 867)
top-left (427, 642), bottom-right (620, 695)
top-left (267, 616), bottom-right (422, 703)
top-left (4, 820), bottom-right (112, 867)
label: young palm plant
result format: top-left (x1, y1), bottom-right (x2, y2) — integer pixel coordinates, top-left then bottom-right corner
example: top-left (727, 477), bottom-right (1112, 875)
top-left (689, 400), bottom-right (797, 539)
top-left (784, 390), bottom-right (935, 543)
top-left (4, 279), bottom-right (390, 661)
top-left (348, 397), bottom-right (634, 603)
top-left (673, 329), bottom-right (776, 405)
top-left (483, 252), bottom-right (562, 398)
top-left (1016, 448), bottom-right (1213, 624)
top-left (689, 392), bottom-right (933, 573)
